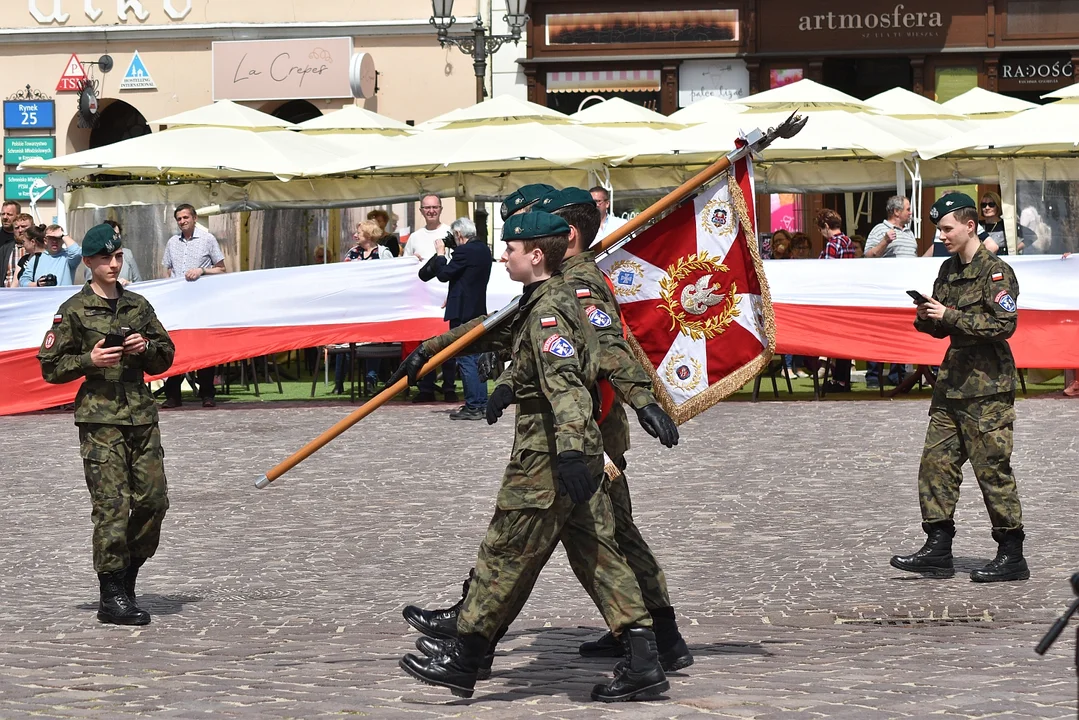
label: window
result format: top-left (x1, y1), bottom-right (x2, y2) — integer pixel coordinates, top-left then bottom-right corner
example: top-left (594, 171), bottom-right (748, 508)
top-left (545, 10), bottom-right (739, 46)
top-left (1005, 0), bottom-right (1079, 37)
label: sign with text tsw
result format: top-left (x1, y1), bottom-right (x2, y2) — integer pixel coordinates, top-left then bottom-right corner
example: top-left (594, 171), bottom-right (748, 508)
top-left (212, 37), bottom-right (353, 102)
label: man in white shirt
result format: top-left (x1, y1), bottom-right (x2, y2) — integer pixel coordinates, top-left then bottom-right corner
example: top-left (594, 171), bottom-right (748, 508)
top-left (864, 195), bottom-right (917, 387)
top-left (590, 186), bottom-right (627, 243)
top-left (403, 194), bottom-right (450, 262)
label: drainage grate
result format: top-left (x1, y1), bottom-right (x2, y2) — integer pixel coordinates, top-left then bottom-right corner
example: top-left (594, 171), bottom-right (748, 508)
top-left (835, 610), bottom-right (994, 625)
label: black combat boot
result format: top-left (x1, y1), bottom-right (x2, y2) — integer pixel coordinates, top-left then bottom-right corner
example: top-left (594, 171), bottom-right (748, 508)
top-left (970, 528), bottom-right (1030, 582)
top-left (415, 635), bottom-right (494, 680)
top-left (399, 632), bottom-right (489, 698)
top-left (579, 630), bottom-right (622, 658)
top-left (97, 571), bottom-right (151, 626)
top-left (651, 606), bottom-right (694, 671)
top-left (889, 521), bottom-right (955, 577)
top-left (402, 569), bottom-right (472, 640)
top-left (124, 557), bottom-right (146, 602)
top-left (591, 627), bottom-right (669, 702)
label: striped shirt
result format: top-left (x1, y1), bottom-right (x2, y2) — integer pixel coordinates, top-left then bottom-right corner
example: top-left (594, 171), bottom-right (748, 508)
top-left (162, 226), bottom-right (224, 277)
top-left (866, 220), bottom-right (918, 258)
top-left (819, 233), bottom-right (856, 259)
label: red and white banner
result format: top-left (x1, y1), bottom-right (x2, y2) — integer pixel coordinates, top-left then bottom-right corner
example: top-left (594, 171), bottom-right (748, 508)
top-left (2, 241), bottom-right (1077, 418)
top-left (598, 157), bottom-right (774, 422)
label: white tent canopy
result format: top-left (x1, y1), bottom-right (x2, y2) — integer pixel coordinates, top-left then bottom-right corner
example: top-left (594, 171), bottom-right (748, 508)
top-left (154, 99), bottom-right (295, 129)
top-left (866, 87), bottom-right (963, 118)
top-left (940, 87), bottom-right (1037, 117)
top-left (738, 78), bottom-right (868, 111)
top-left (418, 95), bottom-right (569, 129)
top-left (668, 97), bottom-right (747, 125)
top-left (296, 105), bottom-right (412, 134)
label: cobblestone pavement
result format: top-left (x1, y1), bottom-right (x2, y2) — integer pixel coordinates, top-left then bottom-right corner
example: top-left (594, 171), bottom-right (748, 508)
top-left (1, 395), bottom-right (1076, 719)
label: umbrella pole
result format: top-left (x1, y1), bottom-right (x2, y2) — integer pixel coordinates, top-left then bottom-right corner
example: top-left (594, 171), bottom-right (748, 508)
top-left (255, 112), bottom-right (808, 488)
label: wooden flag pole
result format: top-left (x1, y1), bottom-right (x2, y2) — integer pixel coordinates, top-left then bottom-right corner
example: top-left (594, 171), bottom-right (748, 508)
top-left (255, 113), bottom-right (807, 488)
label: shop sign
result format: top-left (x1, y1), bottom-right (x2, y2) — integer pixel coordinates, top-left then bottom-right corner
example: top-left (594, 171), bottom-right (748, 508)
top-left (29, 0), bottom-right (191, 24)
top-left (212, 38), bottom-right (354, 102)
top-left (3, 100), bottom-right (55, 130)
top-left (3, 173), bottom-right (54, 202)
top-left (3, 137), bottom-right (56, 166)
top-left (998, 57), bottom-right (1074, 91)
top-left (56, 54), bottom-right (87, 93)
top-left (119, 51), bottom-right (156, 91)
top-left (678, 60), bottom-right (749, 106)
top-left (758, 0), bottom-right (986, 53)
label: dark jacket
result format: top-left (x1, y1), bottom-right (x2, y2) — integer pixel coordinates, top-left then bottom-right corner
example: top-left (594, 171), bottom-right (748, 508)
top-left (421, 240), bottom-right (492, 323)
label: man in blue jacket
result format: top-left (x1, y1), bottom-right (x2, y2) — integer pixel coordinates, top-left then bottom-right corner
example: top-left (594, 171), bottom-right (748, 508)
top-left (420, 217), bottom-right (493, 419)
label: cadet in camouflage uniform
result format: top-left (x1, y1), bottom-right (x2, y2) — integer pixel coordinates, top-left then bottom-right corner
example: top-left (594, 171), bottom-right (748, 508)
top-left (394, 212), bottom-right (669, 703)
top-left (890, 193), bottom-right (1028, 583)
top-left (38, 224), bottom-right (176, 625)
top-left (402, 189), bottom-right (690, 673)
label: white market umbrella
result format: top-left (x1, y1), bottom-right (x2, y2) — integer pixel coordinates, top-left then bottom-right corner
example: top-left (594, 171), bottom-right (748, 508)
top-left (153, 100), bottom-right (295, 129)
top-left (866, 88), bottom-right (963, 118)
top-left (22, 126), bottom-right (349, 181)
top-left (738, 78), bottom-right (868, 111)
top-left (668, 96), bottom-right (747, 125)
top-left (940, 87), bottom-right (1037, 118)
top-left (296, 105), bottom-right (412, 134)
top-left (570, 97), bottom-right (683, 129)
top-left (418, 95), bottom-right (570, 129)
top-left (919, 99), bottom-right (1079, 158)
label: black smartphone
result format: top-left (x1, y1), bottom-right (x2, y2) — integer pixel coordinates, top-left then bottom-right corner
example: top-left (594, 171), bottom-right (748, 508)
top-left (906, 290), bottom-right (931, 305)
top-left (102, 333), bottom-right (126, 349)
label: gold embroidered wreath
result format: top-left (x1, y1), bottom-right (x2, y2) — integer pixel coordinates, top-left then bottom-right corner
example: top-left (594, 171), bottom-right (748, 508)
top-left (658, 252), bottom-right (740, 341)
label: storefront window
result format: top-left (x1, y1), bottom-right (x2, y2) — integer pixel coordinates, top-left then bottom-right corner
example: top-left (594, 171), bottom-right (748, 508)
top-left (770, 194), bottom-right (804, 234)
top-left (1005, 0), bottom-right (1079, 37)
top-left (934, 66), bottom-right (977, 103)
top-left (545, 10), bottom-right (739, 45)
top-left (1016, 180), bottom-right (1076, 254)
top-left (769, 68), bottom-right (803, 89)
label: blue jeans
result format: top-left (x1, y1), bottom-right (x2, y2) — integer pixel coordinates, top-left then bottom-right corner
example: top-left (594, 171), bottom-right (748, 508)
top-left (866, 362), bottom-right (907, 385)
top-left (456, 353), bottom-right (488, 410)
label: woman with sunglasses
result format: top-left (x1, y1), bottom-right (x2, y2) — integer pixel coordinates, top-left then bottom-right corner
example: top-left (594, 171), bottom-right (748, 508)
top-left (978, 192), bottom-right (1026, 256)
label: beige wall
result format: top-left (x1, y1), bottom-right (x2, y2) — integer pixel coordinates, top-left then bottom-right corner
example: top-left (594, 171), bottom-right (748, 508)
top-left (10, 0), bottom-right (479, 28)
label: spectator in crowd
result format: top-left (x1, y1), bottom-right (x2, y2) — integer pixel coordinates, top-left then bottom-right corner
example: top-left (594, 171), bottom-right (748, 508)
top-left (103, 220), bottom-right (143, 286)
top-left (978, 191), bottom-right (1030, 256)
top-left (770, 229), bottom-right (792, 259)
top-left (333, 220), bottom-right (393, 394)
top-left (817, 208), bottom-right (856, 392)
top-left (344, 219), bottom-right (393, 261)
top-left (3, 215), bottom-right (32, 286)
top-left (367, 208), bottom-right (401, 257)
top-left (850, 235), bottom-right (866, 258)
top-left (403, 194), bottom-right (449, 262)
top-left (864, 195), bottom-right (917, 387)
top-left (0, 201), bottom-right (21, 287)
top-left (790, 232), bottom-right (812, 259)
top-left (420, 216), bottom-right (492, 419)
top-left (590, 186), bottom-right (627, 242)
top-left (10, 224), bottom-right (46, 286)
top-left (161, 204), bottom-right (226, 408)
top-left (20, 224), bottom-right (82, 287)
top-left (313, 245), bottom-right (327, 264)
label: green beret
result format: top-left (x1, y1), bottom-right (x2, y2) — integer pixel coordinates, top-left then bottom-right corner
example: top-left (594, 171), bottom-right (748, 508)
top-left (502, 211), bottom-right (570, 241)
top-left (82, 223), bottom-right (122, 256)
top-left (500, 183), bottom-right (556, 221)
top-left (928, 193), bottom-right (976, 224)
top-left (536, 187), bottom-right (596, 213)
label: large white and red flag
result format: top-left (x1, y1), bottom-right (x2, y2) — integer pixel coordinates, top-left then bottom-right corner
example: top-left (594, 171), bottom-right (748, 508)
top-left (597, 156), bottom-right (774, 423)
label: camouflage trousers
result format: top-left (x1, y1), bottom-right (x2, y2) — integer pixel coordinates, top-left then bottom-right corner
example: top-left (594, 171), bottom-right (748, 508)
top-left (917, 393), bottom-right (1023, 530)
top-left (78, 423), bottom-right (170, 574)
top-left (457, 451), bottom-right (651, 641)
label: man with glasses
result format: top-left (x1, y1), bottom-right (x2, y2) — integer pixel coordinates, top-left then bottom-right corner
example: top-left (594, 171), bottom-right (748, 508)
top-left (404, 194), bottom-right (457, 403)
top-left (19, 225), bottom-right (82, 287)
top-left (590, 186), bottom-right (627, 243)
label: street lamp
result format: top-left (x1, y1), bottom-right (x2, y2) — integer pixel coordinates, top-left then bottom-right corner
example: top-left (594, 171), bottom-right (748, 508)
top-left (430, 0), bottom-right (530, 103)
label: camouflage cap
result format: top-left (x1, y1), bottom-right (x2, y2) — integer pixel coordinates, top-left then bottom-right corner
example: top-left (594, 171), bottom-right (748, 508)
top-left (500, 183), bottom-right (556, 221)
top-left (928, 192), bottom-right (976, 224)
top-left (503, 210), bottom-right (570, 241)
top-left (82, 223), bottom-right (122, 256)
top-left (536, 187), bottom-right (596, 213)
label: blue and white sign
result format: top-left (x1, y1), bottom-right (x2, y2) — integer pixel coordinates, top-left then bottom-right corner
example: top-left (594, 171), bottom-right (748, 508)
top-left (3, 100), bottom-right (56, 130)
top-left (119, 51), bottom-right (156, 91)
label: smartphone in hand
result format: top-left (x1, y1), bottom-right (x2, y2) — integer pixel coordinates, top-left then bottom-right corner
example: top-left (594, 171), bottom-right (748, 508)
top-left (906, 290), bottom-right (931, 305)
top-left (102, 333), bottom-right (126, 349)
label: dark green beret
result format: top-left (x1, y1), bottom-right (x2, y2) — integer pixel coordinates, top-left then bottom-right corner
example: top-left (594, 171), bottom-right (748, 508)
top-left (536, 187), bottom-right (596, 213)
top-left (502, 211), bottom-right (570, 241)
top-left (500, 183), bottom-right (556, 221)
top-left (928, 193), bottom-right (976, 224)
top-left (82, 223), bottom-right (122, 256)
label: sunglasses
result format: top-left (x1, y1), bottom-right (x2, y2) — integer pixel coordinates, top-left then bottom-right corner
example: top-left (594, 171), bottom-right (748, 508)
top-left (981, 202), bottom-right (997, 208)
top-left (45, 235), bottom-right (64, 241)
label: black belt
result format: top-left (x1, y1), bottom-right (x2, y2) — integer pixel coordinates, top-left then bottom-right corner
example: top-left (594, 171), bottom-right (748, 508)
top-left (518, 397), bottom-right (553, 415)
top-left (120, 369), bottom-right (145, 383)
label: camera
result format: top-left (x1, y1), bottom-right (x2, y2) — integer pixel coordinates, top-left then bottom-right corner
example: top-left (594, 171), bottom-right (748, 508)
top-left (442, 230), bottom-right (458, 250)
top-left (39, 274), bottom-right (57, 287)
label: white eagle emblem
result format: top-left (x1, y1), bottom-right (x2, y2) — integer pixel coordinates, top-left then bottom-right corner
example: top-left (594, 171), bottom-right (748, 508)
top-left (679, 274), bottom-right (725, 316)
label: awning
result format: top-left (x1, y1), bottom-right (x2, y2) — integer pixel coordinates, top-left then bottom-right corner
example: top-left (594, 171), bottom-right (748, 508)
top-left (546, 69), bottom-right (661, 94)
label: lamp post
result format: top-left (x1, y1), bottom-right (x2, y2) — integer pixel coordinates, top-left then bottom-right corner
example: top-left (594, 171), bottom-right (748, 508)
top-left (430, 0), bottom-right (529, 103)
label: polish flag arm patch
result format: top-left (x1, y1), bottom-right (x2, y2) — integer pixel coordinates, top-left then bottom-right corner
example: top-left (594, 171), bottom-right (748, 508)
top-left (576, 288), bottom-right (591, 298)
top-left (540, 316), bottom-right (558, 328)
top-left (991, 271), bottom-right (1004, 282)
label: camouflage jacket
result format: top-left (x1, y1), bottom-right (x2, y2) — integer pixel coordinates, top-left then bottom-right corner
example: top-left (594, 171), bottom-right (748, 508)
top-left (914, 244), bottom-right (1018, 399)
top-left (39, 283), bottom-right (175, 425)
top-left (424, 273), bottom-right (603, 460)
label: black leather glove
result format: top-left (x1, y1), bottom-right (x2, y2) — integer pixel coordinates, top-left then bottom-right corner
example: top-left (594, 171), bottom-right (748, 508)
top-left (486, 384), bottom-right (515, 425)
top-left (636, 403), bottom-right (679, 448)
top-left (555, 451), bottom-right (598, 504)
top-left (387, 344), bottom-right (430, 387)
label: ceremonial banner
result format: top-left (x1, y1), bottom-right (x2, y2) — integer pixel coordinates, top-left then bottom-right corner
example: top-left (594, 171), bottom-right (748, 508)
top-left (598, 156), bottom-right (774, 423)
